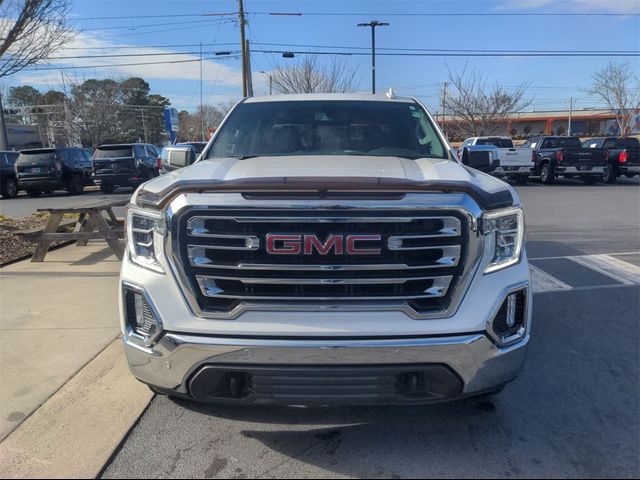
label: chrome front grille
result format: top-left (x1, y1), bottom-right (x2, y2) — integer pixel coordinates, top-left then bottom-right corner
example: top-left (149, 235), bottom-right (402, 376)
top-left (171, 205), bottom-right (475, 318)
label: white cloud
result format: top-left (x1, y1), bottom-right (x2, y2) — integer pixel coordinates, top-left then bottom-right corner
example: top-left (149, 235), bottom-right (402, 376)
top-left (10, 30), bottom-right (243, 90)
top-left (501, 0), bottom-right (640, 14)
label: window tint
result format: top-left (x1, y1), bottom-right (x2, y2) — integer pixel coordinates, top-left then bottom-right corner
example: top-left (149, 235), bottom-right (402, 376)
top-left (145, 145), bottom-right (158, 157)
top-left (207, 100), bottom-right (448, 160)
top-left (17, 150), bottom-right (58, 164)
top-left (541, 137), bottom-right (581, 149)
top-left (2, 152), bottom-right (18, 165)
top-left (616, 138), bottom-right (639, 149)
top-left (602, 139), bottom-right (617, 149)
top-left (476, 138), bottom-right (514, 148)
top-left (95, 146), bottom-right (133, 159)
top-left (134, 145), bottom-right (147, 157)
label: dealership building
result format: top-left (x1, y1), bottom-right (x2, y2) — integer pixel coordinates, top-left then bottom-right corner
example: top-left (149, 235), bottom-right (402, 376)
top-left (443, 108), bottom-right (640, 140)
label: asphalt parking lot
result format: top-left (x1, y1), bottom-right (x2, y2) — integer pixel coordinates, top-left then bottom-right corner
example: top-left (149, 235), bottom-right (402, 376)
top-left (3, 178), bottom-right (639, 479)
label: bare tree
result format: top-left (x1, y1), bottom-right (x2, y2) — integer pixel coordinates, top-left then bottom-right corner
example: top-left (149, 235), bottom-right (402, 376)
top-left (588, 62), bottom-right (640, 137)
top-left (270, 56), bottom-right (359, 94)
top-left (443, 65), bottom-right (531, 137)
top-left (0, 0), bottom-right (76, 78)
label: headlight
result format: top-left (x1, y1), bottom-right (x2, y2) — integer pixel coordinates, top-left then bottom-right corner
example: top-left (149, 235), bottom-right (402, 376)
top-left (126, 207), bottom-right (166, 273)
top-left (481, 206), bottom-right (525, 274)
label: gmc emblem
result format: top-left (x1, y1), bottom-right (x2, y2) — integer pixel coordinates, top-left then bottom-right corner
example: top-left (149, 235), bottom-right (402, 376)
top-left (266, 234), bottom-right (382, 255)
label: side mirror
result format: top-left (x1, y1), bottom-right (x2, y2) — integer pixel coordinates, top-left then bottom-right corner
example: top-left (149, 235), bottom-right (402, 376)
top-left (461, 149), bottom-right (498, 173)
top-left (167, 148), bottom-right (194, 168)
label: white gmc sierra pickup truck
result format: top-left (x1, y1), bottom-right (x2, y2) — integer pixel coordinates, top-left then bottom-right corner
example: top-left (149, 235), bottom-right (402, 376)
top-left (459, 136), bottom-right (535, 185)
top-left (121, 93), bottom-right (531, 405)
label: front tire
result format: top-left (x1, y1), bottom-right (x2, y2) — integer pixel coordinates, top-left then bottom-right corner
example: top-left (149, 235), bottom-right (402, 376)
top-left (540, 163), bottom-right (554, 184)
top-left (1, 177), bottom-right (18, 198)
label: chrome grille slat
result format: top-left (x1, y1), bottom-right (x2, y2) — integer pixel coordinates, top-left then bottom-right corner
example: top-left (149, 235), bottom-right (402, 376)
top-left (187, 245), bottom-right (461, 269)
top-left (197, 275), bottom-right (452, 300)
top-left (195, 274), bottom-right (454, 285)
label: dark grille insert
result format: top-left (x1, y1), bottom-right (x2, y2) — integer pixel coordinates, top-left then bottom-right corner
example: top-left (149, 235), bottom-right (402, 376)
top-left (188, 364), bottom-right (464, 404)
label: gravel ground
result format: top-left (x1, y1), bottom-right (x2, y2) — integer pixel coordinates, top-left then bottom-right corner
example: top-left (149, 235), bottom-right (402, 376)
top-left (0, 213), bottom-right (77, 265)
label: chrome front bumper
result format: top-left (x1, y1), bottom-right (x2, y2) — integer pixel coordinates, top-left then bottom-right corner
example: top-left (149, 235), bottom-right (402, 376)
top-left (124, 331), bottom-right (529, 403)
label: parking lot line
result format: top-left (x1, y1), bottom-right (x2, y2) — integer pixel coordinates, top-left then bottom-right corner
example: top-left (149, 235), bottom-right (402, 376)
top-left (569, 254), bottom-right (640, 285)
top-left (529, 264), bottom-right (573, 293)
top-left (529, 251), bottom-right (640, 261)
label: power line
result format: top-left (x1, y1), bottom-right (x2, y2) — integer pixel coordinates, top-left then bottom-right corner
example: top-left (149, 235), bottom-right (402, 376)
top-left (59, 41), bottom-right (639, 55)
top-left (63, 43), bottom-right (237, 50)
top-left (72, 13), bottom-right (236, 20)
top-left (71, 11), bottom-right (639, 20)
top-left (20, 46), bottom-right (637, 62)
top-left (20, 55), bottom-right (240, 71)
top-left (253, 42), bottom-right (639, 54)
top-left (253, 49), bottom-right (640, 57)
top-left (88, 19), bottom-right (225, 31)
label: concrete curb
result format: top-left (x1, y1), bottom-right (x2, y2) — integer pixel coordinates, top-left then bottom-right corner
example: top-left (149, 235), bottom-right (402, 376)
top-left (0, 338), bottom-right (153, 479)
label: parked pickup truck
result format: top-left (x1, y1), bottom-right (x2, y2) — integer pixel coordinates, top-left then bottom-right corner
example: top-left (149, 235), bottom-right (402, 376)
top-left (524, 135), bottom-right (607, 184)
top-left (582, 137), bottom-right (640, 183)
top-left (460, 136), bottom-right (534, 184)
top-left (121, 93), bottom-right (531, 406)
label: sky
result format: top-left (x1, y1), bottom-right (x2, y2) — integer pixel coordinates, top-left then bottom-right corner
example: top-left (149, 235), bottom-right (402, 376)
top-left (4, 0), bottom-right (640, 113)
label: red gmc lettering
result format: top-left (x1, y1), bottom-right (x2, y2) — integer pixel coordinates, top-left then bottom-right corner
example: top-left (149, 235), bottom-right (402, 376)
top-left (304, 235), bottom-right (343, 255)
top-left (347, 235), bottom-right (382, 255)
top-left (266, 234), bottom-right (382, 255)
top-left (266, 234), bottom-right (302, 254)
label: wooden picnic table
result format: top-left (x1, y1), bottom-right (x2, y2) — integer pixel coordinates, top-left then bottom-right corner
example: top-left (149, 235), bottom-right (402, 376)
top-left (25, 198), bottom-right (128, 262)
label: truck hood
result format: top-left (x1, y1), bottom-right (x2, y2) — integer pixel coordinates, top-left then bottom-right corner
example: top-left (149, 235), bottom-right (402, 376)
top-left (136, 155), bottom-right (516, 210)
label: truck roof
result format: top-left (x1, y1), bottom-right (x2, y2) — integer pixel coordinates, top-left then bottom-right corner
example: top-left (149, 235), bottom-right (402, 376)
top-left (243, 93), bottom-right (416, 104)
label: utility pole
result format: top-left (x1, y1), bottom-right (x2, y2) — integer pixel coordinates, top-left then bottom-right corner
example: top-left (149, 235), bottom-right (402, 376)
top-left (441, 81), bottom-right (448, 137)
top-left (60, 72), bottom-right (72, 147)
top-left (357, 20), bottom-right (389, 94)
top-left (238, 0), bottom-right (248, 97)
top-left (245, 39), bottom-right (254, 97)
top-left (140, 108), bottom-right (148, 143)
top-left (0, 93), bottom-right (8, 150)
top-left (200, 41), bottom-right (205, 141)
top-left (567, 97), bottom-right (574, 136)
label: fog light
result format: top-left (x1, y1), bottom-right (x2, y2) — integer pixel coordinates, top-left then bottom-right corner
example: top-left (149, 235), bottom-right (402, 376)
top-left (123, 285), bottom-right (162, 346)
top-left (506, 293), bottom-right (517, 328)
top-left (491, 289), bottom-right (527, 346)
top-left (134, 294), bottom-right (146, 329)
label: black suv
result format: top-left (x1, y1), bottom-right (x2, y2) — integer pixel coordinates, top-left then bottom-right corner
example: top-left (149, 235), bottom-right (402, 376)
top-left (15, 148), bottom-right (93, 197)
top-left (92, 143), bottom-right (160, 193)
top-left (0, 150), bottom-right (20, 199)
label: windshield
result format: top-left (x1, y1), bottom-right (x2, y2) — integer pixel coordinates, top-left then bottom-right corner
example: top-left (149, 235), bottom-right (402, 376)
top-left (476, 138), bottom-right (513, 148)
top-left (94, 146), bottom-right (133, 159)
top-left (206, 100), bottom-right (447, 160)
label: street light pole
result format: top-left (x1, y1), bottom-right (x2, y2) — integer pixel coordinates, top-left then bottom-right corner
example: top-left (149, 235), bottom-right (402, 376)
top-left (260, 71), bottom-right (273, 95)
top-left (357, 20), bottom-right (389, 94)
